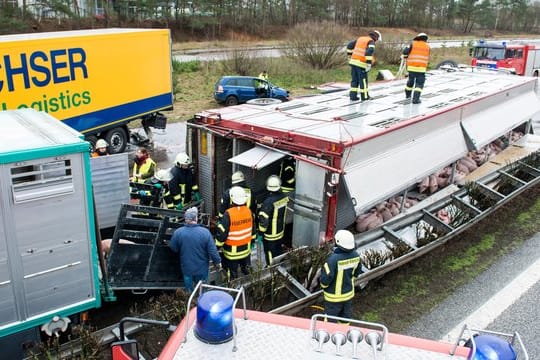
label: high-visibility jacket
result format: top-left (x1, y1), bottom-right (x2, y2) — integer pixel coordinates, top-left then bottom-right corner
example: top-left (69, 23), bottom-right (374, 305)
top-left (320, 248), bottom-right (362, 302)
top-left (218, 185), bottom-right (254, 219)
top-left (279, 158), bottom-right (295, 193)
top-left (132, 158), bottom-right (156, 183)
top-left (349, 36), bottom-right (375, 69)
top-left (216, 205), bottom-right (254, 260)
top-left (166, 166), bottom-right (199, 209)
top-left (404, 40), bottom-right (430, 73)
top-left (258, 191), bottom-right (289, 241)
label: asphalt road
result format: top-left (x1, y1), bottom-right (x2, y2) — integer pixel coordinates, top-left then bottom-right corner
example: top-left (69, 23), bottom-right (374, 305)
top-left (405, 233), bottom-right (540, 358)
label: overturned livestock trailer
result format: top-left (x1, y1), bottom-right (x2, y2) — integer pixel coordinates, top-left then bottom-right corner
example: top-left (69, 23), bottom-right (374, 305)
top-left (187, 70), bottom-right (540, 247)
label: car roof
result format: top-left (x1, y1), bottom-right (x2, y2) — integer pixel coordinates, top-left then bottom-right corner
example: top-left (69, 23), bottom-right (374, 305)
top-left (220, 76), bottom-right (259, 80)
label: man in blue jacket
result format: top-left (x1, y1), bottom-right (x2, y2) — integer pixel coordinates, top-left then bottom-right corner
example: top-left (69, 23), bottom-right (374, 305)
top-left (320, 230), bottom-right (363, 322)
top-left (169, 207), bottom-right (222, 292)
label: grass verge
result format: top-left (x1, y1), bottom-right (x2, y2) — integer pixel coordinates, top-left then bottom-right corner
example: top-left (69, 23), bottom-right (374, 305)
top-left (351, 184), bottom-right (540, 331)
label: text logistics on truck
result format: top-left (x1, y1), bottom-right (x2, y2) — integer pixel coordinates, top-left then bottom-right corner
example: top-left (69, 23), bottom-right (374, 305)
top-left (471, 39), bottom-right (540, 76)
top-left (0, 28), bottom-right (174, 153)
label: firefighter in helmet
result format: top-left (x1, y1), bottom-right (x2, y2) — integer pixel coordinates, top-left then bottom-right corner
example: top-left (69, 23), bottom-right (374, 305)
top-left (320, 230), bottom-right (363, 322)
top-left (215, 186), bottom-right (256, 279)
top-left (279, 156), bottom-right (296, 194)
top-left (257, 175), bottom-right (289, 266)
top-left (137, 168), bottom-right (173, 208)
top-left (347, 30), bottom-right (382, 101)
top-left (402, 32), bottom-right (430, 104)
top-left (91, 139), bottom-right (109, 157)
top-left (218, 170), bottom-right (255, 220)
top-left (164, 152), bottom-right (200, 210)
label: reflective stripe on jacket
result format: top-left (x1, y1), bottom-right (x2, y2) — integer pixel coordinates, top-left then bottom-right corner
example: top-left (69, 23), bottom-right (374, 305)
top-left (216, 205), bottom-right (254, 260)
top-left (320, 249), bottom-right (362, 302)
top-left (280, 159), bottom-right (295, 194)
top-left (258, 191), bottom-right (289, 241)
top-left (132, 158), bottom-right (156, 183)
top-left (405, 40), bottom-right (430, 73)
top-left (218, 186), bottom-right (253, 219)
top-left (349, 36), bottom-right (375, 69)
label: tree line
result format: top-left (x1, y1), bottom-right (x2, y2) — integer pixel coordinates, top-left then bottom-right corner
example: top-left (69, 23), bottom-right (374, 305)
top-left (1, 0), bottom-right (539, 36)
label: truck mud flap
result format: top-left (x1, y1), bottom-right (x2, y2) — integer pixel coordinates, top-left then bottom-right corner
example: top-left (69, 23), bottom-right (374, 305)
top-left (105, 203), bottom-right (202, 290)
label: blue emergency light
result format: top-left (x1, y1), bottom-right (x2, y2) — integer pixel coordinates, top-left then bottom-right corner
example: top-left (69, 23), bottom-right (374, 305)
top-left (470, 334), bottom-right (517, 360)
top-left (194, 290), bottom-right (234, 344)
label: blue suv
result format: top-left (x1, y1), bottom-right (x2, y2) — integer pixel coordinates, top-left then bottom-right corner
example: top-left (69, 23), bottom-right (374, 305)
top-left (214, 76), bottom-right (290, 106)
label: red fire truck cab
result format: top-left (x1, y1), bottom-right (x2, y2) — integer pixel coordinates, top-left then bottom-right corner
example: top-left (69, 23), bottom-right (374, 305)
top-left (471, 39), bottom-right (540, 76)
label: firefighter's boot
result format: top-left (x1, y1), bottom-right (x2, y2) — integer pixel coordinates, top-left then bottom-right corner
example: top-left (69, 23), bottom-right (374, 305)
top-left (412, 92), bottom-right (421, 104)
top-left (350, 91), bottom-right (359, 101)
top-left (405, 90), bottom-right (411, 99)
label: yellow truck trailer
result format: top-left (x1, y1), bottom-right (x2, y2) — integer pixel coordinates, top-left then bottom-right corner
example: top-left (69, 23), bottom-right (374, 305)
top-left (0, 28), bottom-right (174, 153)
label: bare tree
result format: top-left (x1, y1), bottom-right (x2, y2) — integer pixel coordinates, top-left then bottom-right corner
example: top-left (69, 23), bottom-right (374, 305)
top-left (283, 21), bottom-right (349, 69)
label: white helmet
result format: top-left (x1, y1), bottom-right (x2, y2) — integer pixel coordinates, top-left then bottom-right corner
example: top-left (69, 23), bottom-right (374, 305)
top-left (414, 32), bottom-right (428, 41)
top-left (155, 168), bottom-right (173, 182)
top-left (266, 175), bottom-right (281, 192)
top-left (369, 30), bottom-right (382, 42)
top-left (230, 186), bottom-right (247, 205)
top-left (96, 139), bottom-right (108, 148)
top-left (175, 152), bottom-right (190, 166)
top-left (335, 230), bottom-right (355, 251)
top-left (231, 171), bottom-right (245, 185)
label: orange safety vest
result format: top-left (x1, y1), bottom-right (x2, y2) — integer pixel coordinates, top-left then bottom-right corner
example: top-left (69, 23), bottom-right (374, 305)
top-left (406, 40), bottom-right (430, 73)
top-left (223, 206), bottom-right (253, 260)
top-left (349, 36), bottom-right (373, 69)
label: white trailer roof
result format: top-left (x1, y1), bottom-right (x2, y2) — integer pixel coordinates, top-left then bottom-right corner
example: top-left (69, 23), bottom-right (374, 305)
top-left (0, 109), bottom-right (85, 154)
top-left (198, 70), bottom-right (538, 147)
top-left (195, 70), bottom-right (540, 211)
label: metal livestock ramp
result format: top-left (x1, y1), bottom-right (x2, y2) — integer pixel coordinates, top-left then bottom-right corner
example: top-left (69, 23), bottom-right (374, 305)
top-left (105, 201), bottom-right (206, 291)
top-left (268, 148), bottom-right (540, 315)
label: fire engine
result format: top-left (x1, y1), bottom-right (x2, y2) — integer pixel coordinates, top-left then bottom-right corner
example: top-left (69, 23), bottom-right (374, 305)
top-left (470, 39), bottom-right (540, 76)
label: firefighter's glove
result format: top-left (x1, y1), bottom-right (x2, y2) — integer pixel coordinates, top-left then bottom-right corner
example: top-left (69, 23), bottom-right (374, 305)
top-left (365, 64), bottom-right (372, 72)
top-left (176, 203), bottom-right (183, 211)
top-left (256, 234), bottom-right (263, 244)
top-left (139, 190), bottom-right (147, 197)
top-left (154, 183), bottom-right (162, 189)
top-left (193, 191), bottom-right (202, 202)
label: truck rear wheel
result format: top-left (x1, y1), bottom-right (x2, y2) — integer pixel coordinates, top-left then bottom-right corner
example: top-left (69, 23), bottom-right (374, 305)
top-left (104, 127), bottom-right (128, 154)
top-left (86, 135), bottom-right (98, 152)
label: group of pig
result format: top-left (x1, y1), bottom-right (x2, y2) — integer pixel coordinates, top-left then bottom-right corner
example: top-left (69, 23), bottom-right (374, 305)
top-left (355, 132), bottom-right (523, 233)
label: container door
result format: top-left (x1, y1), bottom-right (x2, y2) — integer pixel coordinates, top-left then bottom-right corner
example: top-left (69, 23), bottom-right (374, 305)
top-left (292, 160), bottom-right (326, 247)
top-left (0, 189), bottom-right (17, 328)
top-left (9, 156), bottom-right (97, 318)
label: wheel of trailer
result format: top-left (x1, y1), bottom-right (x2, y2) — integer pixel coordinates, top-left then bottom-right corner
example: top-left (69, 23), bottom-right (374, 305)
top-left (225, 96), bottom-right (239, 106)
top-left (277, 96), bottom-right (289, 103)
top-left (435, 59), bottom-right (458, 70)
top-left (86, 135), bottom-right (98, 152)
top-left (104, 127), bottom-right (128, 154)
top-left (246, 98), bottom-right (282, 106)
